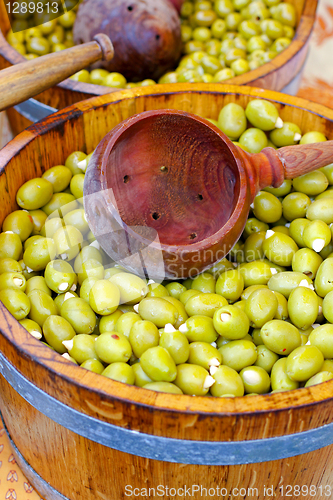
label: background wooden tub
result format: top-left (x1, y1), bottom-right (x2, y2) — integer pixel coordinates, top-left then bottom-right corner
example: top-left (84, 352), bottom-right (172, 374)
top-left (0, 0), bottom-right (318, 135)
top-left (1, 84), bottom-right (333, 500)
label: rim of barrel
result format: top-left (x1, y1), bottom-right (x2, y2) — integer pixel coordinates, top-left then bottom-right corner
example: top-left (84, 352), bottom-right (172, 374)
top-left (0, 0), bottom-right (318, 96)
top-left (1, 83), bottom-right (333, 417)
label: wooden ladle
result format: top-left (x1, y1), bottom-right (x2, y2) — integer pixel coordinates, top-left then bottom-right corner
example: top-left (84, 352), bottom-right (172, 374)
top-left (0, 33), bottom-right (113, 112)
top-left (84, 109), bottom-right (333, 280)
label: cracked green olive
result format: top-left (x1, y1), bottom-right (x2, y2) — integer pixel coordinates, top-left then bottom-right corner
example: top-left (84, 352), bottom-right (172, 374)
top-left (140, 346), bottom-right (177, 382)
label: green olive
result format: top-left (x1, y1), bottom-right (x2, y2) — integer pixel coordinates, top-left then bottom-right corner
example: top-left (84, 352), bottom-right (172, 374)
top-left (0, 272), bottom-right (26, 292)
top-left (262, 231), bottom-right (298, 267)
top-left (159, 328), bottom-right (190, 364)
top-left (70, 174), bottom-right (85, 201)
top-left (261, 319), bottom-right (301, 355)
top-left (271, 357), bottom-right (299, 391)
top-left (99, 310), bottom-right (123, 334)
top-left (254, 344), bottom-right (279, 373)
top-left (23, 237), bottom-right (56, 271)
top-left (140, 346), bottom-right (177, 382)
top-left (26, 37), bottom-right (50, 56)
top-left (0, 288), bottom-right (30, 320)
top-left (217, 102), bottom-right (247, 140)
top-left (287, 286), bottom-right (319, 330)
top-left (188, 341), bottom-right (222, 370)
top-left (218, 339), bottom-right (257, 371)
top-left (115, 312), bottom-right (140, 338)
top-left (162, 296), bottom-right (188, 328)
top-left (239, 260), bottom-right (273, 287)
top-left (0, 258), bottom-right (21, 274)
top-left (191, 272), bottom-right (216, 293)
top-left (185, 292), bottom-right (227, 317)
top-left (138, 297), bottom-right (179, 328)
top-left (60, 297), bottom-right (96, 334)
top-left (132, 362), bottom-right (154, 387)
top-left (102, 362), bottom-right (135, 385)
top-left (2, 210), bottom-right (34, 242)
top-left (42, 166), bottom-right (72, 193)
top-left (314, 258), bottom-right (333, 297)
top-left (292, 248), bottom-right (323, 280)
top-left (143, 381), bottom-right (183, 394)
top-left (270, 122), bottom-right (301, 147)
top-left (95, 332), bottom-right (132, 364)
top-left (239, 128), bottom-right (268, 154)
top-left (213, 304), bottom-right (249, 339)
top-left (286, 345), bottom-right (324, 382)
top-left (28, 289), bottom-right (57, 326)
top-left (53, 225), bottom-right (83, 260)
top-left (305, 371), bottom-right (333, 387)
top-left (309, 324), bottom-right (333, 359)
top-left (63, 334), bottom-right (100, 364)
top-left (179, 315), bottom-right (218, 343)
top-left (81, 359), bottom-right (105, 374)
top-left (109, 272), bottom-right (148, 304)
top-left (44, 260), bottom-right (76, 293)
top-left (245, 288), bottom-right (278, 328)
top-left (307, 198), bottom-right (333, 224)
top-left (216, 269), bottom-right (244, 302)
top-left (42, 193), bottom-right (78, 218)
top-left (240, 366), bottom-right (270, 394)
top-left (43, 315), bottom-right (76, 353)
top-left (210, 365), bottom-right (244, 397)
top-left (16, 178), bottom-right (53, 211)
top-left (245, 99), bottom-right (280, 131)
top-left (174, 363), bottom-right (212, 396)
top-left (19, 318), bottom-right (42, 339)
top-left (129, 320), bottom-right (159, 358)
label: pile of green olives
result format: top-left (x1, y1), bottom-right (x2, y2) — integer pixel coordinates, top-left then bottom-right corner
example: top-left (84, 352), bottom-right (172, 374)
top-left (6, 0), bottom-right (296, 88)
top-left (2, 98), bottom-right (333, 398)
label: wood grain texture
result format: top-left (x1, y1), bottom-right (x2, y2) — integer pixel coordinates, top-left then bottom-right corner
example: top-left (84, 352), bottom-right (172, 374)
top-left (1, 85), bottom-right (333, 499)
top-left (2, 375), bottom-right (333, 500)
top-left (0, 111), bottom-right (13, 148)
top-left (278, 142), bottom-right (333, 178)
top-left (0, 0), bottom-right (317, 135)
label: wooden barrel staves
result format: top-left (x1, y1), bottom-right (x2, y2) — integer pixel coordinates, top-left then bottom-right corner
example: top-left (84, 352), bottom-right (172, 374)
top-left (0, 0), bottom-right (318, 135)
top-left (1, 85), bottom-right (333, 500)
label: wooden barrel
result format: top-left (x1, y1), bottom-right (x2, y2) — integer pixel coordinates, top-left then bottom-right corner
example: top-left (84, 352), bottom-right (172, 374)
top-left (0, 0), bottom-right (318, 135)
top-left (1, 84), bottom-right (333, 500)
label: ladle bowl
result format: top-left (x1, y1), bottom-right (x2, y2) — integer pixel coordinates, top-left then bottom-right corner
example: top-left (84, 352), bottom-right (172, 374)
top-left (84, 108), bottom-right (333, 280)
top-left (2, 85), bottom-right (333, 500)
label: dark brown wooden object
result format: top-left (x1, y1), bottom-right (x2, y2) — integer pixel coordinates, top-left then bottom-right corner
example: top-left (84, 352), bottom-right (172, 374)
top-left (84, 109), bottom-right (333, 279)
top-left (0, 0), bottom-right (318, 135)
top-left (0, 34), bottom-right (113, 112)
top-left (168, 0), bottom-right (185, 12)
top-left (73, 0), bottom-right (182, 81)
top-left (1, 85), bottom-right (333, 500)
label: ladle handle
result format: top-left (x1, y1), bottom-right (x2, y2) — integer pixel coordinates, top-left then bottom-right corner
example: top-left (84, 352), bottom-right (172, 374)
top-left (241, 141), bottom-right (333, 201)
top-left (277, 141), bottom-right (333, 178)
top-left (0, 34), bottom-right (114, 112)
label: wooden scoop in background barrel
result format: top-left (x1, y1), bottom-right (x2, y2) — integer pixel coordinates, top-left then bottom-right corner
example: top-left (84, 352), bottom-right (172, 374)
top-left (72, 0), bottom-right (183, 81)
top-left (0, 34), bottom-right (114, 112)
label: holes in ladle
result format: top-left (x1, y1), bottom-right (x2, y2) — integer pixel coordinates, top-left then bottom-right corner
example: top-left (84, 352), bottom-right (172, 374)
top-left (127, 5), bottom-right (133, 10)
top-left (152, 212), bottom-right (161, 220)
top-left (189, 233), bottom-right (197, 240)
top-left (156, 34), bottom-right (160, 40)
top-left (197, 194), bottom-right (203, 201)
top-left (123, 175), bottom-right (130, 183)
